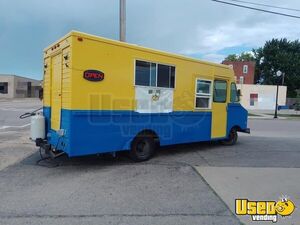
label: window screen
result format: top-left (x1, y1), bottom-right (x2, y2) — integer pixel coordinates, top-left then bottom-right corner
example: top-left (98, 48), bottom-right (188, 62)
top-left (170, 66), bottom-right (175, 88)
top-left (196, 80), bottom-right (211, 94)
top-left (213, 80), bottom-right (227, 103)
top-left (196, 97), bottom-right (210, 109)
top-left (195, 79), bottom-right (212, 109)
top-left (250, 93), bottom-right (258, 106)
top-left (243, 65), bottom-right (248, 74)
top-left (150, 63), bottom-right (157, 86)
top-left (239, 76), bottom-right (244, 84)
top-left (157, 64), bottom-right (170, 88)
top-left (135, 60), bottom-right (150, 86)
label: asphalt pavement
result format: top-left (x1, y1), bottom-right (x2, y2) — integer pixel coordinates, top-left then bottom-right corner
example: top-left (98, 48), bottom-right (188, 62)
top-left (0, 99), bottom-right (41, 170)
top-left (0, 99), bottom-right (300, 225)
top-left (0, 98), bottom-right (42, 129)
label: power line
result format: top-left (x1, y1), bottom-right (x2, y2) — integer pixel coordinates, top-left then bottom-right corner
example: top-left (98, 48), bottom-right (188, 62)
top-left (227, 0), bottom-right (300, 12)
top-left (211, 0), bottom-right (300, 19)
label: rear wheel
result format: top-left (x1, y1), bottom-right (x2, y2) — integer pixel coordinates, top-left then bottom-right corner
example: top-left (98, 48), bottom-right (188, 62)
top-left (221, 128), bottom-right (238, 146)
top-left (129, 135), bottom-right (156, 162)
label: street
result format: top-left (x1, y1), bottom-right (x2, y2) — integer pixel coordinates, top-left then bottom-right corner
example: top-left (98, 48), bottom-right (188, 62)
top-left (1, 0), bottom-right (300, 224)
top-left (0, 99), bottom-right (300, 225)
top-left (0, 99), bottom-right (41, 171)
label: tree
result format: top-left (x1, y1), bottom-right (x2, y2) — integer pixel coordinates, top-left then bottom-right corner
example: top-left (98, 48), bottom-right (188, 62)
top-left (224, 54), bottom-right (239, 61)
top-left (239, 52), bottom-right (255, 61)
top-left (224, 52), bottom-right (255, 62)
top-left (295, 90), bottom-right (300, 111)
top-left (254, 38), bottom-right (300, 97)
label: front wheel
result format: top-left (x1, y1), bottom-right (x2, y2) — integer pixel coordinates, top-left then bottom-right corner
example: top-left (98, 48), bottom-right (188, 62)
top-left (129, 135), bottom-right (156, 162)
top-left (221, 128), bottom-right (238, 146)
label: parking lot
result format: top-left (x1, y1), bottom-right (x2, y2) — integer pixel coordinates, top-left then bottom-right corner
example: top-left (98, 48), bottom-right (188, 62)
top-left (0, 99), bottom-right (300, 225)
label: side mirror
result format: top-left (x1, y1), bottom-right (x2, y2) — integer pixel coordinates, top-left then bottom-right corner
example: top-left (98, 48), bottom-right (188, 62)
top-left (39, 88), bottom-right (43, 101)
top-left (237, 89), bottom-right (241, 102)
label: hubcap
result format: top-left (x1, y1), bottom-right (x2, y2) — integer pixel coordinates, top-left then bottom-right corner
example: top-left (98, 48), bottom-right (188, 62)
top-left (136, 141), bottom-right (150, 154)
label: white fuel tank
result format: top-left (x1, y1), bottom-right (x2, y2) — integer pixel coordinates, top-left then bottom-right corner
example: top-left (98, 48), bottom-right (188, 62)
top-left (30, 113), bottom-right (45, 141)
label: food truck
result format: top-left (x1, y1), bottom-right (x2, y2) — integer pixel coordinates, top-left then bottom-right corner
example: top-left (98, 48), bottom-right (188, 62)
top-left (33, 31), bottom-right (250, 161)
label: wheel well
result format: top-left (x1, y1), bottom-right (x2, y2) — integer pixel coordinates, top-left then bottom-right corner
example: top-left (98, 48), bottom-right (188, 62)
top-left (134, 129), bottom-right (160, 145)
top-left (231, 125), bottom-right (241, 132)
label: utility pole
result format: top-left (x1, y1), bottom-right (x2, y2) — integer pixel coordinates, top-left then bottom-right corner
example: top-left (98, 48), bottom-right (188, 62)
top-left (274, 83), bottom-right (279, 119)
top-left (274, 70), bottom-right (282, 119)
top-left (282, 73), bottom-right (285, 85)
top-left (119, 0), bottom-right (126, 42)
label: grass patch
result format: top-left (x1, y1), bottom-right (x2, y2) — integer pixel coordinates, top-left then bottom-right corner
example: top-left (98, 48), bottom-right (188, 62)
top-left (266, 113), bottom-right (300, 117)
top-left (264, 113), bottom-right (300, 119)
top-left (248, 113), bottom-right (262, 117)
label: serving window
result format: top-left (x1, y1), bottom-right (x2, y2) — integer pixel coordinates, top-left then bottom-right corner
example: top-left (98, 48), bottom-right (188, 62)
top-left (135, 60), bottom-right (175, 88)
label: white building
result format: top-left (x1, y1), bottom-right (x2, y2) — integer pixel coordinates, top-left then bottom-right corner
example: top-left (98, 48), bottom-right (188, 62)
top-left (0, 74), bottom-right (41, 98)
top-left (237, 84), bottom-right (287, 110)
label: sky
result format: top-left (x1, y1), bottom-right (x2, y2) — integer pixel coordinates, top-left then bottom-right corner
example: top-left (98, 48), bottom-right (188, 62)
top-left (0, 0), bottom-right (300, 80)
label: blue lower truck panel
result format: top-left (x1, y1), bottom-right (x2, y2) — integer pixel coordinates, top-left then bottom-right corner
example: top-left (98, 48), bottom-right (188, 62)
top-left (43, 103), bottom-right (248, 157)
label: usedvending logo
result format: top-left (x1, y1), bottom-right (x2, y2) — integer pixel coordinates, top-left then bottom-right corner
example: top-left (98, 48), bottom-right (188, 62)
top-left (235, 196), bottom-right (296, 223)
top-left (83, 70), bottom-right (104, 81)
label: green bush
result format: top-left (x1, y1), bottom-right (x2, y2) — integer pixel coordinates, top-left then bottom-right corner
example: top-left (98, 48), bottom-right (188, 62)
top-left (295, 90), bottom-right (300, 111)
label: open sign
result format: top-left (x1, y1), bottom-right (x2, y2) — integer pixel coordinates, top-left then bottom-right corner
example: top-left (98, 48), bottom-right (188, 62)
top-left (83, 70), bottom-right (104, 81)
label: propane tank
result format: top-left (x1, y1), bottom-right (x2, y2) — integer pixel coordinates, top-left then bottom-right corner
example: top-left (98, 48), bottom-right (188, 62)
top-left (30, 113), bottom-right (45, 141)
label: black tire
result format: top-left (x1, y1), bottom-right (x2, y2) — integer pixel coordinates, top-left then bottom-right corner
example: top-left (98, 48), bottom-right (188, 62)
top-left (129, 135), bottom-right (156, 162)
top-left (221, 128), bottom-right (238, 146)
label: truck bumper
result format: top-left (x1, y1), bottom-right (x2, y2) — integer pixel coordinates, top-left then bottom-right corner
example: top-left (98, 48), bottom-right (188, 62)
top-left (36, 138), bottom-right (51, 152)
top-left (239, 128), bottom-right (250, 134)
top-left (35, 138), bottom-right (65, 159)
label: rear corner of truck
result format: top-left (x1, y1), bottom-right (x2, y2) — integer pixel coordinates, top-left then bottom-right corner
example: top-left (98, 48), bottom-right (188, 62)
top-left (41, 32), bottom-right (74, 157)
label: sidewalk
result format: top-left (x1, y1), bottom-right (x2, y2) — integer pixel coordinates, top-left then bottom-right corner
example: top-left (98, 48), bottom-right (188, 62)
top-left (195, 167), bottom-right (300, 225)
top-left (248, 109), bottom-right (300, 120)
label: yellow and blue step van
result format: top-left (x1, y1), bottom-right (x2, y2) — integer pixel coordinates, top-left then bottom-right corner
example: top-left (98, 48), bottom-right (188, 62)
top-left (35, 31), bottom-right (250, 161)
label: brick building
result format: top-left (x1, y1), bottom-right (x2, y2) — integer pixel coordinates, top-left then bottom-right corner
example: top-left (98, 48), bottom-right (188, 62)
top-left (222, 61), bottom-right (255, 84)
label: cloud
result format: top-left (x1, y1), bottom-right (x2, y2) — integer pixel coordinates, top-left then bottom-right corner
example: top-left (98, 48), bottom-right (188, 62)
top-left (201, 53), bottom-right (226, 63)
top-left (184, 19), bottom-right (300, 55)
top-left (0, 0), bottom-right (299, 79)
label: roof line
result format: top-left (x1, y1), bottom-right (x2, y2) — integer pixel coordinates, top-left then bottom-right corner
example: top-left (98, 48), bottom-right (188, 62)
top-left (0, 74), bottom-right (41, 81)
top-left (45, 30), bottom-right (230, 70)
